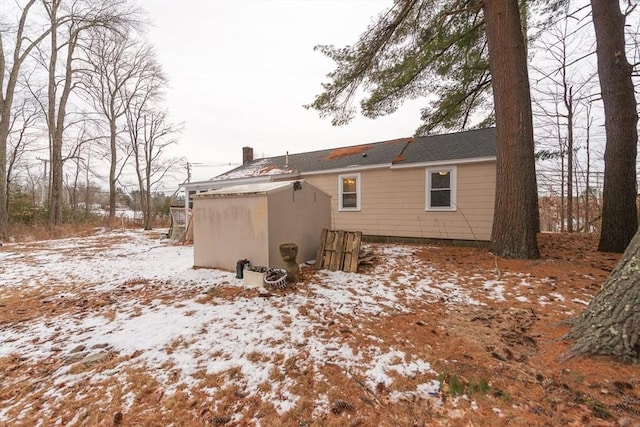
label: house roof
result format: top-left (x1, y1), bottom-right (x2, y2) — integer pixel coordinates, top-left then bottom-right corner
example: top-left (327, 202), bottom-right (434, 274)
top-left (209, 127), bottom-right (496, 182)
top-left (394, 127), bottom-right (496, 165)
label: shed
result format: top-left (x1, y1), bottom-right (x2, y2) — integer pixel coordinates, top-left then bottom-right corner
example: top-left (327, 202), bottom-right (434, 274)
top-left (192, 180), bottom-right (331, 271)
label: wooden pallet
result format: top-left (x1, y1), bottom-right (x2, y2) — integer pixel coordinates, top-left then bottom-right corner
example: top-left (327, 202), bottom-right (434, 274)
top-left (315, 229), bottom-right (362, 273)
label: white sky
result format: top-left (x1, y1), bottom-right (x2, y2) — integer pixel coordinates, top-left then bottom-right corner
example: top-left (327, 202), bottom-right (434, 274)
top-left (136, 0), bottom-right (426, 186)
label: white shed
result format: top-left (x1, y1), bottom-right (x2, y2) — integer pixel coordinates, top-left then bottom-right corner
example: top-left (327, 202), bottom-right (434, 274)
top-left (192, 180), bottom-right (332, 271)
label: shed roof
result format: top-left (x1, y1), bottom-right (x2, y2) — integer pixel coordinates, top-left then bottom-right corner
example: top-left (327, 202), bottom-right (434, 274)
top-left (194, 180), bottom-right (317, 198)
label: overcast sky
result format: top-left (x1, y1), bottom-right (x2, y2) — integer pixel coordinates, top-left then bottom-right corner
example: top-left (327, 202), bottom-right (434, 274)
top-left (136, 0), bottom-right (427, 187)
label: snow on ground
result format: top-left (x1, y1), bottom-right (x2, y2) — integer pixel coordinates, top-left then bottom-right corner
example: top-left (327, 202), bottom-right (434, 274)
top-left (0, 229), bottom-right (562, 423)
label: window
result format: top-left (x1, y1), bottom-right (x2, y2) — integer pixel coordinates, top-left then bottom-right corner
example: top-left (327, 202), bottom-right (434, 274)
top-left (426, 167), bottom-right (456, 211)
top-left (338, 173), bottom-right (361, 211)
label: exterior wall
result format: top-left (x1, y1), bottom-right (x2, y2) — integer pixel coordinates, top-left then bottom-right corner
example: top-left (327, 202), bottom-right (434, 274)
top-left (193, 182), bottom-right (332, 271)
top-left (266, 184), bottom-right (332, 268)
top-left (193, 195), bottom-right (269, 270)
top-left (304, 161), bottom-right (496, 241)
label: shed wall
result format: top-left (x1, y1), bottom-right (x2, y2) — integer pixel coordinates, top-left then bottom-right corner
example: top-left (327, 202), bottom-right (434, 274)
top-left (266, 185), bottom-right (332, 267)
top-left (193, 195), bottom-right (269, 270)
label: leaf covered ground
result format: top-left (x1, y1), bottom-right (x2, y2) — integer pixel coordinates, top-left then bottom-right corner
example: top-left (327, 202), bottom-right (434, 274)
top-left (0, 229), bottom-right (638, 426)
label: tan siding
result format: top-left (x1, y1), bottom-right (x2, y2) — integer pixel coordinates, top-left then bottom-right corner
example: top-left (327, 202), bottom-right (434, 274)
top-left (304, 161), bottom-right (495, 241)
top-left (193, 195), bottom-right (270, 270)
top-left (193, 182), bottom-right (332, 270)
top-left (267, 186), bottom-right (332, 267)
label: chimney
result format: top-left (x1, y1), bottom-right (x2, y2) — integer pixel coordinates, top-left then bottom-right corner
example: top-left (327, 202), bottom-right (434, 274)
top-left (242, 146), bottom-right (254, 164)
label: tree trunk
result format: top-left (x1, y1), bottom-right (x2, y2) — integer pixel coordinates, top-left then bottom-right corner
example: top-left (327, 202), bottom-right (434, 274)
top-left (564, 227), bottom-right (640, 361)
top-left (0, 105), bottom-right (9, 240)
top-left (48, 4), bottom-right (82, 227)
top-left (0, 0), bottom-right (46, 240)
top-left (144, 189), bottom-right (152, 230)
top-left (585, 110), bottom-right (591, 231)
top-left (557, 113), bottom-right (565, 233)
top-left (591, 0), bottom-right (638, 253)
top-left (566, 88), bottom-right (574, 233)
top-left (484, 0), bottom-right (540, 259)
top-left (109, 117), bottom-right (117, 223)
top-left (144, 155), bottom-right (152, 230)
top-left (47, 3), bottom-right (61, 226)
top-left (50, 134), bottom-right (63, 225)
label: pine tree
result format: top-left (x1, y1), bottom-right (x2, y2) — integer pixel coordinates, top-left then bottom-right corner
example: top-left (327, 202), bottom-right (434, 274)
top-left (308, 0), bottom-right (540, 258)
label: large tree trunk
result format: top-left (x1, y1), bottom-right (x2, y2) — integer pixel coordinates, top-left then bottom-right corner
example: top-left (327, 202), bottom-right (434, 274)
top-left (484, 0), bottom-right (540, 259)
top-left (564, 227), bottom-right (640, 361)
top-left (591, 0), bottom-right (638, 253)
top-left (50, 130), bottom-right (63, 225)
top-left (49, 34), bottom-right (76, 227)
top-left (47, 2), bottom-right (61, 226)
top-left (48, 3), bottom-right (81, 227)
top-left (143, 189), bottom-right (152, 230)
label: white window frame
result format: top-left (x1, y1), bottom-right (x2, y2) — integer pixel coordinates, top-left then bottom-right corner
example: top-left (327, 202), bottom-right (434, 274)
top-left (426, 166), bottom-right (457, 211)
top-left (338, 173), bottom-right (361, 211)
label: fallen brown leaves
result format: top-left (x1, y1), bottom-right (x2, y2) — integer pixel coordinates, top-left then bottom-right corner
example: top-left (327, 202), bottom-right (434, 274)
top-left (2, 232), bottom-right (640, 426)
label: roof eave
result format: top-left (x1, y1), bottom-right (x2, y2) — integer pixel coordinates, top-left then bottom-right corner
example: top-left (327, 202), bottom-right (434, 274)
top-left (390, 156), bottom-right (496, 169)
top-left (302, 163), bottom-right (391, 176)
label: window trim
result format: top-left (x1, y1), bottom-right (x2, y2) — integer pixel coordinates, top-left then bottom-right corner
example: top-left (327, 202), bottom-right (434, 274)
top-left (425, 166), bottom-right (457, 211)
top-left (338, 173), bottom-right (361, 211)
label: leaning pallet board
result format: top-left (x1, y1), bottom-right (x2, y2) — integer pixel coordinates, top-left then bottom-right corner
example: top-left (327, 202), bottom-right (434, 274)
top-left (315, 229), bottom-right (362, 273)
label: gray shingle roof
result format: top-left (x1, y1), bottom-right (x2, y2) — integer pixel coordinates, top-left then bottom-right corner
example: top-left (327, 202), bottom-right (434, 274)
top-left (394, 127), bottom-right (496, 165)
top-left (215, 127), bottom-right (496, 180)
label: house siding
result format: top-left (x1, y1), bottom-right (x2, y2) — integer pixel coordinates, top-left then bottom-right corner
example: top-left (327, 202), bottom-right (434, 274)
top-left (304, 161), bottom-right (495, 241)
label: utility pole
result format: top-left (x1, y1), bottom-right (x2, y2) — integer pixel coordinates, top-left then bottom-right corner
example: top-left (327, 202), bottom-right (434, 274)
top-left (186, 162), bottom-right (192, 183)
top-left (36, 157), bottom-right (49, 206)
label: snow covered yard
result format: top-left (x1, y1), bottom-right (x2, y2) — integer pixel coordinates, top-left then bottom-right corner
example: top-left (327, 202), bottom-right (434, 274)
top-left (0, 229), bottom-right (636, 426)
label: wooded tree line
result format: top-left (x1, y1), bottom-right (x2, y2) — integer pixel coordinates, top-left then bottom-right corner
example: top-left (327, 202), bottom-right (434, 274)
top-left (309, 0), bottom-right (639, 361)
top-left (0, 0), bottom-right (181, 235)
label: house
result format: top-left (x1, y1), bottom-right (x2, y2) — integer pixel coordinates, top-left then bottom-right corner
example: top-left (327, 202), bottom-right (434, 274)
top-left (192, 180), bottom-right (331, 270)
top-left (183, 127), bottom-right (497, 243)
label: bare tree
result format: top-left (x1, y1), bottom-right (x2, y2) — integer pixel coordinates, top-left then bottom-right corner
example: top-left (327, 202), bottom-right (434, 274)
top-left (41, 0), bottom-right (138, 226)
top-left (531, 14), bottom-right (597, 234)
top-left (6, 93), bottom-right (42, 213)
top-left (125, 85), bottom-right (182, 230)
top-left (0, 0), bottom-right (53, 238)
top-left (77, 142), bottom-right (104, 214)
top-left (81, 26), bottom-right (155, 224)
top-left (136, 111), bottom-right (181, 230)
top-left (582, 102), bottom-right (595, 231)
top-left (60, 120), bottom-right (98, 216)
top-left (22, 163), bottom-right (43, 209)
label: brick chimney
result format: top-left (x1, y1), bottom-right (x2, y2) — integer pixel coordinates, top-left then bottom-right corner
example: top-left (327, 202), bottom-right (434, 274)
top-left (242, 146), bottom-right (254, 164)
